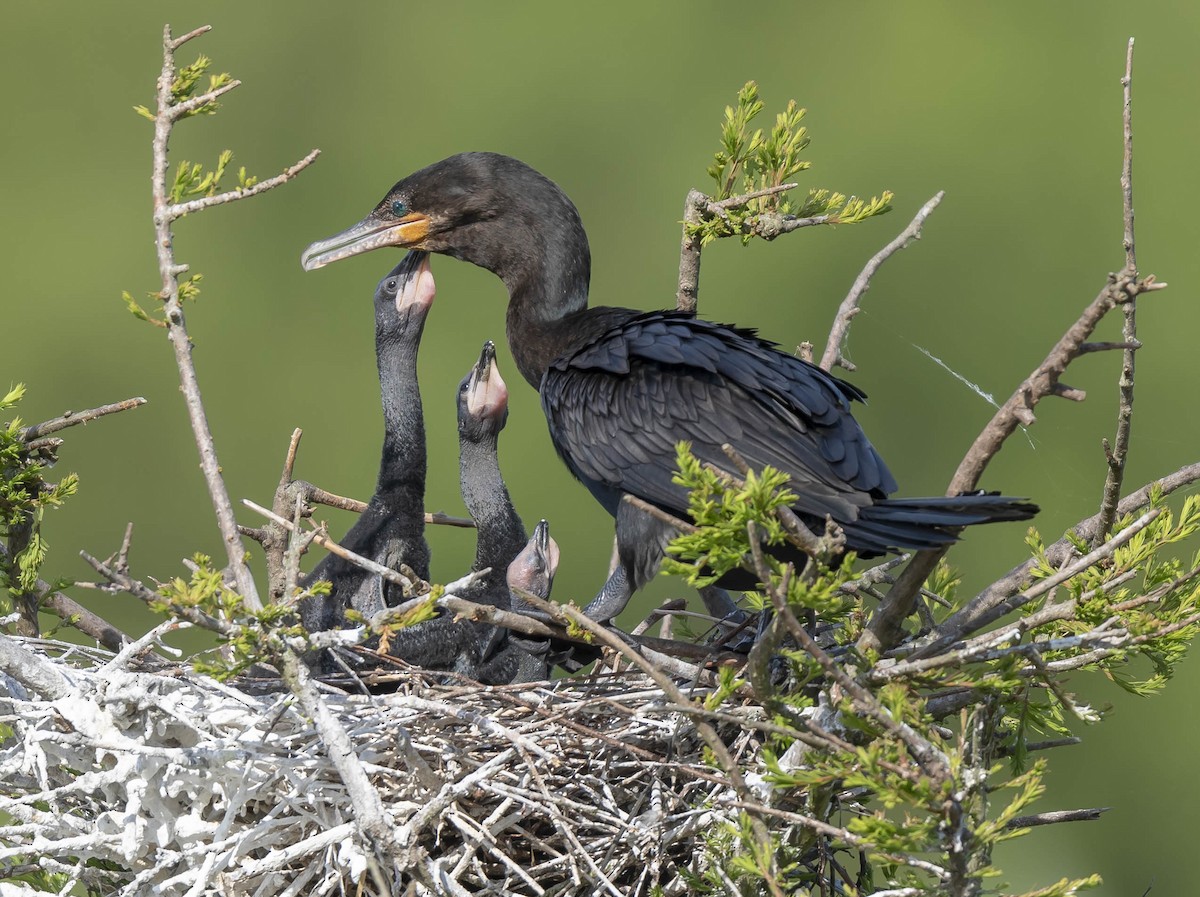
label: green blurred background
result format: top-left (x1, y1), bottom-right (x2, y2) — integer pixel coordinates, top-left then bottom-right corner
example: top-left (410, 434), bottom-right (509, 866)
top-left (3, 2), bottom-right (1197, 891)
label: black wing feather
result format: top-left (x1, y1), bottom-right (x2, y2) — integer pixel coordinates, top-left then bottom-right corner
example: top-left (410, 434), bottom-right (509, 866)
top-left (541, 311), bottom-right (895, 527)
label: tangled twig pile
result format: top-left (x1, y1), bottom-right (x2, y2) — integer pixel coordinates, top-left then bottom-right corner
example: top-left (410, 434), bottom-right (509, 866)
top-left (0, 639), bottom-right (764, 896)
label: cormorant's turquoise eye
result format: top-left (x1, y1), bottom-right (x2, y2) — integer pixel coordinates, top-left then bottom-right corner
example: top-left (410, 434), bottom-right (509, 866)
top-left (391, 199), bottom-right (409, 217)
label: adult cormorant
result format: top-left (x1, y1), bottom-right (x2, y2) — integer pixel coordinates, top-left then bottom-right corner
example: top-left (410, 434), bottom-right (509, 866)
top-left (302, 153), bottom-right (1037, 628)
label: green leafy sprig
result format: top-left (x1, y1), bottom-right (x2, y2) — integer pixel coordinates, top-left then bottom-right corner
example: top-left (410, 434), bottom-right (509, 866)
top-left (0, 385), bottom-right (78, 611)
top-left (692, 81), bottom-right (893, 246)
top-left (660, 439), bottom-right (1129, 896)
top-left (134, 53), bottom-right (233, 120)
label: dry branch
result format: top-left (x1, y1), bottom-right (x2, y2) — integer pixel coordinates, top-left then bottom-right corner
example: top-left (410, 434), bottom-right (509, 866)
top-left (1006, 808), bottom-right (1108, 829)
top-left (676, 189), bottom-right (708, 314)
top-left (863, 272), bottom-right (1158, 653)
top-left (243, 498), bottom-right (421, 598)
top-left (292, 479), bottom-right (475, 528)
top-left (17, 397), bottom-right (146, 443)
top-left (820, 191), bottom-right (944, 372)
top-left (1094, 38), bottom-right (1142, 545)
top-left (860, 47), bottom-right (1168, 654)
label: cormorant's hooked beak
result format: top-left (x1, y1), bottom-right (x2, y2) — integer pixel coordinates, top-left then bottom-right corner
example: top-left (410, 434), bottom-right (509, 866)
top-left (466, 341), bottom-right (508, 419)
top-left (302, 210), bottom-right (431, 271)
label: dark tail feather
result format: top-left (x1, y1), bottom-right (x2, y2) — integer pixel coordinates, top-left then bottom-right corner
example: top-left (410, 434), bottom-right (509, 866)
top-left (843, 492), bottom-right (1038, 556)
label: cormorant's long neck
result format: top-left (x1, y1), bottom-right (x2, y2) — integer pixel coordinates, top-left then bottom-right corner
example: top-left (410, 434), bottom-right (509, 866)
top-left (309, 320), bottom-right (430, 594)
top-left (459, 435), bottom-right (526, 572)
top-left (499, 221), bottom-right (592, 389)
top-left (375, 334), bottom-right (425, 511)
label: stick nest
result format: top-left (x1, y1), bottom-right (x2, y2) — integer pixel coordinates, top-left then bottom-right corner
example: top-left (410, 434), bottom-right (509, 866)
top-left (0, 639), bottom-right (766, 896)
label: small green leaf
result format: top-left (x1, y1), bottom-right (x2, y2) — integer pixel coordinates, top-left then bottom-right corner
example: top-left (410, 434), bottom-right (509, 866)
top-left (122, 290), bottom-right (166, 327)
top-left (1, 383), bottom-right (26, 408)
top-left (177, 273), bottom-right (204, 303)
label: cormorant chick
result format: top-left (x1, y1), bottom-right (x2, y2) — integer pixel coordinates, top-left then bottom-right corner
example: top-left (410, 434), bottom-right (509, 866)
top-left (456, 341), bottom-right (555, 683)
top-left (297, 254), bottom-right (477, 679)
top-left (300, 251), bottom-right (434, 637)
top-left (478, 519), bottom-right (559, 684)
top-left (455, 342), bottom-right (525, 632)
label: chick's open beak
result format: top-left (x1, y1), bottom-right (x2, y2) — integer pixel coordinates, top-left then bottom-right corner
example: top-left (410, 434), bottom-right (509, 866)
top-left (532, 519), bottom-right (560, 579)
top-left (466, 341), bottom-right (508, 419)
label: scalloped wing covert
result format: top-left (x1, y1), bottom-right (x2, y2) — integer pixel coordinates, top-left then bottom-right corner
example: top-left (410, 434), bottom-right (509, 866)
top-left (540, 311), bottom-right (897, 526)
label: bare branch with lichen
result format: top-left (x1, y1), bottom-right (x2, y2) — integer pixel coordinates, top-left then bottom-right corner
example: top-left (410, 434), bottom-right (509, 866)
top-left (1094, 37), bottom-right (1141, 546)
top-left (820, 191), bottom-right (944, 372)
top-left (139, 24), bottom-right (321, 611)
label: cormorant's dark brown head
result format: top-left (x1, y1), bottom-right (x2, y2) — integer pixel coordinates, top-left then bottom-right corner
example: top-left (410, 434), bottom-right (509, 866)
top-left (301, 152), bottom-right (590, 305)
top-left (457, 340), bottom-right (509, 441)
